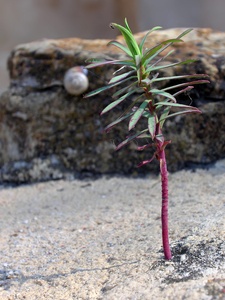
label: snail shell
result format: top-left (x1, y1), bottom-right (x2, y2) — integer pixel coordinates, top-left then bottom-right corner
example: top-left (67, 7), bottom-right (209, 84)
top-left (63, 66), bottom-right (89, 95)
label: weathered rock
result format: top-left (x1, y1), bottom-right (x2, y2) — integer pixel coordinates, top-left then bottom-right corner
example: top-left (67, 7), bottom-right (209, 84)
top-left (0, 28), bottom-right (225, 183)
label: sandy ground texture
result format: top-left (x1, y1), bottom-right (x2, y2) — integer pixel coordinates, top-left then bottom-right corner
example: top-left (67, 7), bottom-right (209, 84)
top-left (0, 161), bottom-right (225, 300)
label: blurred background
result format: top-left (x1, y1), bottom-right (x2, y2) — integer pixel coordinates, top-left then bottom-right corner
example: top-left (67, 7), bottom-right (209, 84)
top-left (0, 0), bottom-right (225, 92)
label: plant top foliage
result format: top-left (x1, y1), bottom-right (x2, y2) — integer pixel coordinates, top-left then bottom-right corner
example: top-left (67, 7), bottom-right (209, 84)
top-left (84, 19), bottom-right (209, 166)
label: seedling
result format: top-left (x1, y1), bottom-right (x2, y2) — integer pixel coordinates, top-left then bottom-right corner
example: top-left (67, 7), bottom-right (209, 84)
top-left (84, 19), bottom-right (209, 260)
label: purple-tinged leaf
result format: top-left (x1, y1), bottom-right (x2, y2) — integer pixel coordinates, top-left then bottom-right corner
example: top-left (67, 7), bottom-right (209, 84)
top-left (137, 155), bottom-right (155, 167)
top-left (137, 143), bottom-right (153, 151)
top-left (101, 90), bottom-right (135, 115)
top-left (115, 129), bottom-right (148, 151)
top-left (173, 85), bottom-right (194, 97)
top-left (162, 80), bottom-right (210, 92)
top-left (128, 99), bottom-right (149, 131)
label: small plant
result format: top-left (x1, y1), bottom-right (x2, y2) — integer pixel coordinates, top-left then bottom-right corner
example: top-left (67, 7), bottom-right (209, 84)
top-left (84, 19), bottom-right (209, 260)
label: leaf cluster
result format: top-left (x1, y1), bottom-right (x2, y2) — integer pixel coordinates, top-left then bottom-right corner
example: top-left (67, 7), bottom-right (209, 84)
top-left (84, 19), bottom-right (209, 159)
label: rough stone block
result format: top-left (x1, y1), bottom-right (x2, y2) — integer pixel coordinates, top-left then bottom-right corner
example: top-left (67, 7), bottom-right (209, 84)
top-left (0, 28), bottom-right (224, 183)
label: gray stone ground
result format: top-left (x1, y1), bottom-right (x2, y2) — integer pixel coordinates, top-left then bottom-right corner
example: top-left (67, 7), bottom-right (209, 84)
top-left (0, 161), bottom-right (224, 300)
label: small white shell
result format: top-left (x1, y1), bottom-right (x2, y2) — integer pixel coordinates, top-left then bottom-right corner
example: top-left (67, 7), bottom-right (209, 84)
top-left (63, 66), bottom-right (89, 96)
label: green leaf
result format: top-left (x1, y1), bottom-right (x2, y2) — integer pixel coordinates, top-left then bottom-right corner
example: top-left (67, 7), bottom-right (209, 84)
top-left (86, 59), bottom-right (135, 69)
top-left (149, 49), bottom-right (175, 68)
top-left (101, 90), bottom-right (135, 115)
top-left (135, 54), bottom-right (142, 83)
top-left (147, 59), bottom-right (196, 73)
top-left (112, 81), bottom-right (139, 98)
top-left (159, 109), bottom-right (201, 123)
top-left (104, 111), bottom-right (134, 133)
top-left (84, 84), bottom-right (117, 98)
top-left (143, 28), bottom-right (193, 66)
top-left (177, 28), bottom-right (193, 38)
top-left (150, 89), bottom-right (176, 102)
top-left (142, 39), bottom-right (183, 65)
top-left (124, 18), bottom-right (132, 32)
top-left (150, 74), bottom-right (210, 83)
top-left (148, 113), bottom-right (157, 139)
top-left (155, 101), bottom-right (199, 109)
top-left (109, 70), bottom-right (135, 84)
top-left (128, 99), bottom-right (149, 130)
top-left (159, 106), bottom-right (170, 127)
top-left (84, 76), bottom-right (136, 98)
top-left (115, 129), bottom-right (148, 151)
top-left (142, 44), bottom-right (163, 64)
top-left (110, 22), bottom-right (141, 57)
top-left (108, 40), bottom-right (132, 57)
top-left (139, 26), bottom-right (162, 53)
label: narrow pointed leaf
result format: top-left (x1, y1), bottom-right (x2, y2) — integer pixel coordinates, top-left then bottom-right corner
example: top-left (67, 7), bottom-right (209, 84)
top-left (86, 59), bottom-right (135, 69)
top-left (159, 85), bottom-right (196, 127)
top-left (124, 18), bottom-right (132, 32)
top-left (149, 49), bottom-right (175, 68)
top-left (155, 101), bottom-right (200, 109)
top-left (109, 70), bottom-right (135, 84)
top-left (137, 143), bottom-right (153, 151)
top-left (159, 109), bottom-right (201, 123)
top-left (139, 26), bottom-right (162, 53)
top-left (111, 23), bottom-right (141, 57)
top-left (137, 155), bottom-right (155, 167)
top-left (135, 54), bottom-right (142, 83)
top-left (148, 114), bottom-right (157, 139)
top-left (142, 39), bottom-right (183, 64)
top-left (128, 99), bottom-right (149, 130)
top-left (162, 79), bottom-right (210, 91)
top-left (143, 28), bottom-right (193, 66)
top-left (108, 40), bottom-right (132, 57)
top-left (112, 81), bottom-right (138, 98)
top-left (104, 111), bottom-right (134, 133)
top-left (159, 106), bottom-right (171, 127)
top-left (84, 83), bottom-right (118, 98)
top-left (85, 76), bottom-right (136, 98)
top-left (101, 90), bottom-right (135, 115)
top-left (116, 129), bottom-right (148, 151)
top-left (150, 74), bottom-right (209, 83)
top-left (150, 89), bottom-right (176, 102)
top-left (147, 59), bottom-right (196, 72)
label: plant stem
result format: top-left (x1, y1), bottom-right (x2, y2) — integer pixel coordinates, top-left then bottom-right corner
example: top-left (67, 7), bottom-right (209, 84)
top-left (159, 147), bottom-right (172, 260)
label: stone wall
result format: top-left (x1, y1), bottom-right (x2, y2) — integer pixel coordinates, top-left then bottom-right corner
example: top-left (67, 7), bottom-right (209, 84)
top-left (0, 28), bottom-right (224, 183)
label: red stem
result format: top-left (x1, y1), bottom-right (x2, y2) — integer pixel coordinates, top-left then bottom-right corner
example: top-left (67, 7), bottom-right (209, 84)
top-left (159, 147), bottom-right (172, 260)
